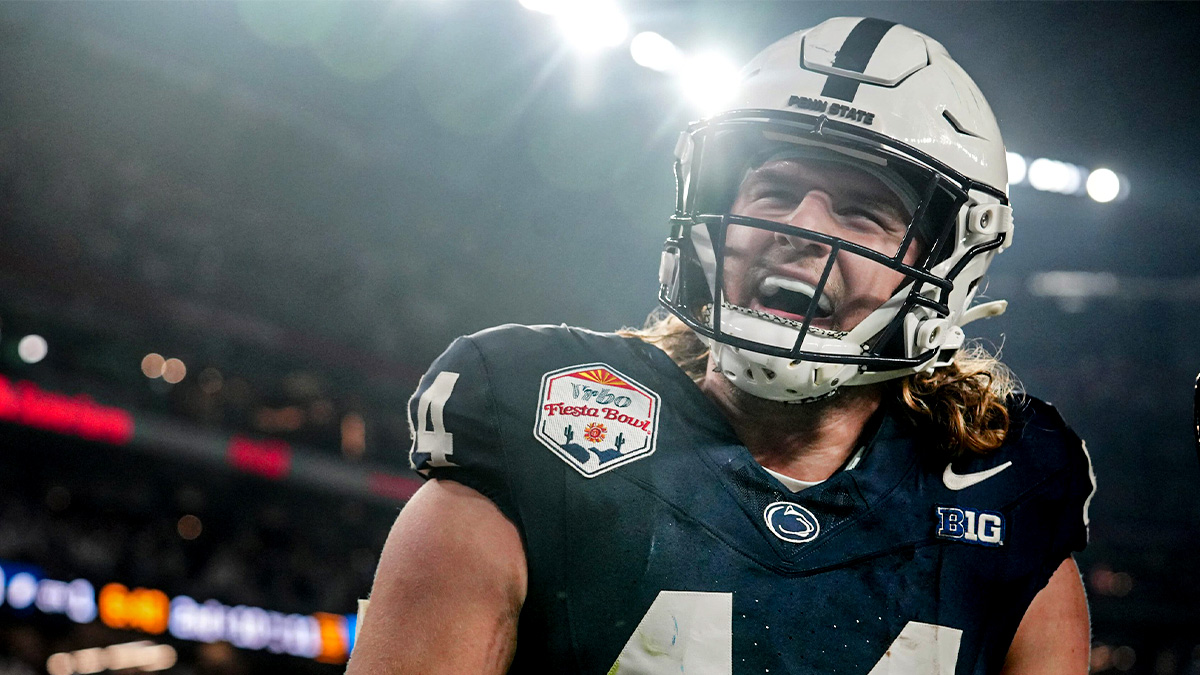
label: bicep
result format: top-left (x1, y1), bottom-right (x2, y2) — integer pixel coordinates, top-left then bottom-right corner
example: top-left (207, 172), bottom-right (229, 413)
top-left (345, 479), bottom-right (528, 675)
top-left (1001, 556), bottom-right (1090, 675)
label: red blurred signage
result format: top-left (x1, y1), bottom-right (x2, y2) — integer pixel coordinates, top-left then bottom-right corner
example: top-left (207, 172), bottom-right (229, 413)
top-left (0, 374), bottom-right (134, 445)
top-left (227, 435), bottom-right (292, 479)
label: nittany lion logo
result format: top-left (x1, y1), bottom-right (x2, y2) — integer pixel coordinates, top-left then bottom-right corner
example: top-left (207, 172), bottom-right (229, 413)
top-left (534, 363), bottom-right (661, 478)
top-left (763, 501), bottom-right (821, 544)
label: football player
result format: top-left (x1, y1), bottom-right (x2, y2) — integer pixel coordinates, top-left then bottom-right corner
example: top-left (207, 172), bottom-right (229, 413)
top-left (347, 17), bottom-right (1095, 675)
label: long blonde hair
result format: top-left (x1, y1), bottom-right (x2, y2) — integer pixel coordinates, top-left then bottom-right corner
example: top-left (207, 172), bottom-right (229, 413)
top-left (619, 312), bottom-right (1015, 458)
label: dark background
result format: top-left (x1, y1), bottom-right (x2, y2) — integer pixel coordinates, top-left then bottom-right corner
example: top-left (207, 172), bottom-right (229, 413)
top-left (0, 2), bottom-right (1197, 673)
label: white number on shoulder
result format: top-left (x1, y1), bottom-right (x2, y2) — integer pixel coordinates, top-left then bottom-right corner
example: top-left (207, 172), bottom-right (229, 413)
top-left (611, 591), bottom-right (962, 675)
top-left (412, 371), bottom-right (460, 469)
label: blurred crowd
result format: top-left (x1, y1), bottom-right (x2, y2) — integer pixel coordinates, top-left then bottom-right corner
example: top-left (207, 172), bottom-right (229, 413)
top-left (0, 427), bottom-right (391, 617)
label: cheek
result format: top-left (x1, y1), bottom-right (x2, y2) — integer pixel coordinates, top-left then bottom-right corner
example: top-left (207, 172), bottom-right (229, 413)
top-left (837, 255), bottom-right (907, 301)
top-left (723, 228), bottom-right (774, 258)
top-left (900, 240), bottom-right (923, 266)
top-left (720, 230), bottom-right (772, 303)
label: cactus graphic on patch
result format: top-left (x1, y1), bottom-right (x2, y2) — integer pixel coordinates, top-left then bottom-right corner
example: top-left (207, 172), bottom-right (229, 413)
top-left (534, 363), bottom-right (662, 478)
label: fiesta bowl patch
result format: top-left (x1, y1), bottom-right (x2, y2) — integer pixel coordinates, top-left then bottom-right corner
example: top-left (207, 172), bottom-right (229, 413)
top-left (533, 363), bottom-right (661, 478)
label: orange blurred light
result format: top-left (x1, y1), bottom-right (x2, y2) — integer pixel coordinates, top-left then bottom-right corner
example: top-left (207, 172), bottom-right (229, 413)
top-left (98, 583), bottom-right (170, 635)
top-left (177, 515), bottom-right (203, 541)
top-left (341, 412), bottom-right (366, 458)
top-left (313, 612), bottom-right (349, 663)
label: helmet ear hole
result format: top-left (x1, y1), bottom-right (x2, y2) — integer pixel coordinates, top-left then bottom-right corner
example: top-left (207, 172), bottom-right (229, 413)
top-left (744, 369), bottom-right (756, 381)
top-left (763, 368), bottom-right (776, 381)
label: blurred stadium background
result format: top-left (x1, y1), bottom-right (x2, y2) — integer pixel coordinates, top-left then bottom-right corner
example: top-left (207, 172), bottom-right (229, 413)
top-left (0, 1), bottom-right (1197, 673)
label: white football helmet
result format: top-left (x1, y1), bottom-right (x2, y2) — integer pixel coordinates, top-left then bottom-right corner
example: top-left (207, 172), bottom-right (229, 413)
top-left (658, 17), bottom-right (1014, 403)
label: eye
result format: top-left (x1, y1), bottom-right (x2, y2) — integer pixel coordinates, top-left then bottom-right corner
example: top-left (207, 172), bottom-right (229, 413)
top-left (839, 207), bottom-right (884, 226)
top-left (838, 206), bottom-right (904, 233)
top-left (743, 188), bottom-right (802, 213)
top-left (758, 190), bottom-right (800, 203)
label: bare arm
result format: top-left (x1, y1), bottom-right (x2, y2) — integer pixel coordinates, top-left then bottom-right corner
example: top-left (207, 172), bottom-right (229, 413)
top-left (1001, 556), bottom-right (1090, 675)
top-left (345, 479), bottom-right (528, 675)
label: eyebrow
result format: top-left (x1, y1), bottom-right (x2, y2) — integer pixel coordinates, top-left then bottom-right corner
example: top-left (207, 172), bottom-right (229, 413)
top-left (747, 165), bottom-right (912, 224)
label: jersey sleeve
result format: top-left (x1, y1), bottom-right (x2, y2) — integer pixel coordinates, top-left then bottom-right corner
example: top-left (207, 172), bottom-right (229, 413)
top-left (1057, 433), bottom-right (1096, 556)
top-left (408, 335), bottom-right (520, 527)
top-left (1016, 398), bottom-right (1097, 561)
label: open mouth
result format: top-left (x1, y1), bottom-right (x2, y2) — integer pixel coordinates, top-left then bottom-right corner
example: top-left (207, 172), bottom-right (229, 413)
top-left (757, 275), bottom-right (833, 322)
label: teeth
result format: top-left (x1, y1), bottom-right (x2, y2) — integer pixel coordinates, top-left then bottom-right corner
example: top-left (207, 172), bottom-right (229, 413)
top-left (760, 276), bottom-right (833, 315)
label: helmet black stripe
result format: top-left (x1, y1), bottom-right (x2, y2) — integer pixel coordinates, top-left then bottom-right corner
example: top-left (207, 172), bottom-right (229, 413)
top-left (819, 18), bottom-right (898, 102)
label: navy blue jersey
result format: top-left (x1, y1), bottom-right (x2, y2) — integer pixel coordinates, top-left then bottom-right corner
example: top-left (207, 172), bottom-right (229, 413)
top-left (408, 324), bottom-right (1095, 675)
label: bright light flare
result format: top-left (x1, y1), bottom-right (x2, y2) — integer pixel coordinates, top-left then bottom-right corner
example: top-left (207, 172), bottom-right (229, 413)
top-left (555, 1), bottom-right (628, 53)
top-left (1005, 152), bottom-right (1027, 185)
top-left (1086, 168), bottom-right (1122, 203)
top-left (518, 0), bottom-right (561, 14)
top-left (680, 52), bottom-right (739, 116)
top-left (17, 334), bottom-right (48, 364)
top-left (1028, 158), bottom-right (1085, 194)
top-left (630, 31), bottom-right (682, 72)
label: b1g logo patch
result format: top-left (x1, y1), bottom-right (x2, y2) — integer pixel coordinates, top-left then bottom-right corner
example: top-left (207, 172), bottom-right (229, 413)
top-left (534, 363), bottom-right (661, 478)
top-left (935, 506), bottom-right (1006, 547)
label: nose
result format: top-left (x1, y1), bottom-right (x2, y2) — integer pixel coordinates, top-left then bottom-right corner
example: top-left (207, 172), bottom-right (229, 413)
top-left (773, 191), bottom-right (838, 252)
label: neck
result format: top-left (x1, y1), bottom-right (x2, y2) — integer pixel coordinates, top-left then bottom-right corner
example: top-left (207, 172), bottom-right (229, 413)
top-left (700, 360), bottom-right (883, 483)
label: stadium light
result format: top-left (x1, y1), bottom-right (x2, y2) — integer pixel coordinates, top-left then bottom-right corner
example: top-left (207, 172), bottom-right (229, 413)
top-left (17, 334), bottom-right (47, 364)
top-left (555, 0), bottom-right (628, 53)
top-left (630, 31), bottom-right (682, 72)
top-left (1006, 152), bottom-right (1027, 185)
top-left (680, 52), bottom-right (739, 116)
top-left (1028, 158), bottom-right (1084, 195)
top-left (518, 0), bottom-right (628, 53)
top-left (520, 0), bottom-right (561, 14)
top-left (1008, 152), bottom-right (1127, 203)
top-left (1086, 168), bottom-right (1122, 203)
top-left (518, 0), bottom-right (562, 14)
